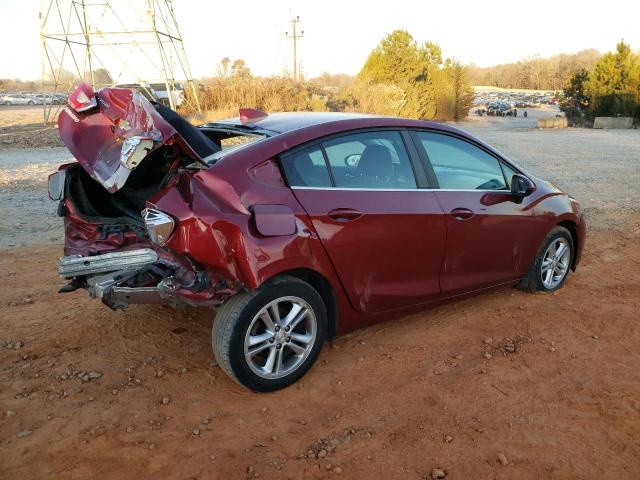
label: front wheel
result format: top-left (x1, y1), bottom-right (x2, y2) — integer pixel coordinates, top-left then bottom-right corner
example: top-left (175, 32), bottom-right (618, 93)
top-left (212, 276), bottom-right (327, 392)
top-left (520, 226), bottom-right (574, 293)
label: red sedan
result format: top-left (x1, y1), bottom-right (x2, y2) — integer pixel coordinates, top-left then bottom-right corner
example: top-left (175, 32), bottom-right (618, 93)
top-left (51, 84), bottom-right (586, 391)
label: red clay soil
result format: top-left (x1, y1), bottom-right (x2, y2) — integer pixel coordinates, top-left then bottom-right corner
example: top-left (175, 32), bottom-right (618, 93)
top-left (1, 220), bottom-right (639, 480)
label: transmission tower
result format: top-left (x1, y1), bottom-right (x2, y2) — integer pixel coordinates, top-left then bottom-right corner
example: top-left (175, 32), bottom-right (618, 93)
top-left (39, 0), bottom-right (201, 124)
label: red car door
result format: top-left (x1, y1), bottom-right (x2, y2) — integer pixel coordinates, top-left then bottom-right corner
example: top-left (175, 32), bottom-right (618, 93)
top-left (281, 129), bottom-right (447, 314)
top-left (412, 130), bottom-right (545, 295)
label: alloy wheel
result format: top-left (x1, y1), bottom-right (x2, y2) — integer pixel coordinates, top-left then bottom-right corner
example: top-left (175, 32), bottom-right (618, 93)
top-left (541, 237), bottom-right (571, 289)
top-left (243, 296), bottom-right (317, 379)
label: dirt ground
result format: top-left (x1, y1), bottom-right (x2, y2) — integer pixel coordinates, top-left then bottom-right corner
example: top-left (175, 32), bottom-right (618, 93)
top-left (0, 105), bottom-right (62, 149)
top-left (2, 221), bottom-right (639, 480)
top-left (1, 106), bottom-right (640, 479)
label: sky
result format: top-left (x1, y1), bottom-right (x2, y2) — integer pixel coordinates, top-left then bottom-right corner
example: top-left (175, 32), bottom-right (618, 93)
top-left (1, 0), bottom-right (640, 82)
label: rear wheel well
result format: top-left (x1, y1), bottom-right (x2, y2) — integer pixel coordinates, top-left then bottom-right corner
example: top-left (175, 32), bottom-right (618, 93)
top-left (558, 220), bottom-right (578, 270)
top-left (269, 269), bottom-right (339, 339)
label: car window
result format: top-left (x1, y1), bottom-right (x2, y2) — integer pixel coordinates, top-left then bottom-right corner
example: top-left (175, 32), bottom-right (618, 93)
top-left (322, 131), bottom-right (417, 189)
top-left (417, 132), bottom-right (507, 190)
top-left (281, 145), bottom-right (332, 188)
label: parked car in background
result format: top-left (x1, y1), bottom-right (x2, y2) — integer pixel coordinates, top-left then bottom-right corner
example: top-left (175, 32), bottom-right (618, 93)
top-left (50, 83), bottom-right (586, 392)
top-left (34, 94), bottom-right (64, 105)
top-left (27, 94), bottom-right (44, 105)
top-left (150, 82), bottom-right (186, 107)
top-left (1, 93), bottom-right (38, 105)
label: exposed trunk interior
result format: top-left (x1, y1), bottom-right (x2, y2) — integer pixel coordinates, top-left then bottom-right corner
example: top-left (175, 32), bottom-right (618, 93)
top-left (65, 146), bottom-right (179, 224)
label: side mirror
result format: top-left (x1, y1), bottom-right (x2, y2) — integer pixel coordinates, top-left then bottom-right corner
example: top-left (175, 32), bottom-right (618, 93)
top-left (510, 174), bottom-right (535, 198)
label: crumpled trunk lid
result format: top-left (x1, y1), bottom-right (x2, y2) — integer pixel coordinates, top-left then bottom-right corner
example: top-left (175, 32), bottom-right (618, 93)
top-left (57, 83), bottom-right (204, 193)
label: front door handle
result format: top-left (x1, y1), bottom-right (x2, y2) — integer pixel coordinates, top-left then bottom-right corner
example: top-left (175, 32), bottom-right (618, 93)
top-left (450, 207), bottom-right (474, 220)
top-left (328, 208), bottom-right (363, 222)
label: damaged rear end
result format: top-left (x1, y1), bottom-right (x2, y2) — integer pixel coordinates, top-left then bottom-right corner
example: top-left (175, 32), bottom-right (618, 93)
top-left (52, 83), bottom-right (253, 309)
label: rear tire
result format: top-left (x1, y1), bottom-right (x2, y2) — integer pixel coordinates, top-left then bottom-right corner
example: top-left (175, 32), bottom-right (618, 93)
top-left (519, 226), bottom-right (574, 293)
top-left (212, 275), bottom-right (327, 392)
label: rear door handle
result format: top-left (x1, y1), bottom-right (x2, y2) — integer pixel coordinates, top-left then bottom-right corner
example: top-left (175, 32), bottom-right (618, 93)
top-left (450, 207), bottom-right (474, 220)
top-left (328, 208), bottom-right (363, 222)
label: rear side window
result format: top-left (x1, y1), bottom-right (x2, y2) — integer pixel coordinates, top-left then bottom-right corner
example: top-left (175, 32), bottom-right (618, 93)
top-left (323, 130), bottom-right (416, 189)
top-left (281, 145), bottom-right (332, 187)
top-left (281, 130), bottom-right (418, 189)
top-left (416, 132), bottom-right (507, 190)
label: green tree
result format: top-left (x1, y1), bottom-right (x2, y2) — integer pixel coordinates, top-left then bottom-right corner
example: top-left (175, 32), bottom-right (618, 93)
top-left (357, 30), bottom-right (473, 121)
top-left (586, 41), bottom-right (639, 96)
top-left (421, 41), bottom-right (442, 66)
top-left (563, 68), bottom-right (590, 111)
top-left (448, 61), bottom-right (475, 120)
top-left (586, 41), bottom-right (640, 117)
top-left (359, 30), bottom-right (425, 85)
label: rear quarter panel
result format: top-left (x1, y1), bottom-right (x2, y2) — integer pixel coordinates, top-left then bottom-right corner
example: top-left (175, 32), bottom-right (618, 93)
top-left (149, 157), bottom-right (361, 332)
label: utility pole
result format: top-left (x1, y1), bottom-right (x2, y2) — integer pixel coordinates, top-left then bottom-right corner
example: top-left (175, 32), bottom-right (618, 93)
top-left (285, 16), bottom-right (303, 81)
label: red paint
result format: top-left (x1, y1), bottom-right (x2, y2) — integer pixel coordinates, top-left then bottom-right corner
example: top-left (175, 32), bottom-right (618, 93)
top-left (239, 108), bottom-right (269, 124)
top-left (58, 84), bottom-right (201, 192)
top-left (291, 189), bottom-right (446, 313)
top-left (252, 204), bottom-right (297, 236)
top-left (55, 86), bottom-right (587, 336)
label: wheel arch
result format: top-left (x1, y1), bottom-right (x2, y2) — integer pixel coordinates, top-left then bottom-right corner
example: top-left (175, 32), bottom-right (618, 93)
top-left (557, 219), bottom-right (579, 270)
top-left (266, 268), bottom-right (339, 339)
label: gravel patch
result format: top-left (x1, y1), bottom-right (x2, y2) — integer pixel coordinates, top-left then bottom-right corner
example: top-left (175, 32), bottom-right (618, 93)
top-left (453, 107), bottom-right (640, 230)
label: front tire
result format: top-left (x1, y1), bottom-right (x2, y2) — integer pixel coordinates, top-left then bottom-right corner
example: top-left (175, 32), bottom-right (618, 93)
top-left (212, 276), bottom-right (327, 392)
top-left (520, 226), bottom-right (574, 293)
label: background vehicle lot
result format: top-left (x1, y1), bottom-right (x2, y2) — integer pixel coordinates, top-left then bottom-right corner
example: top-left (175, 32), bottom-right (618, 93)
top-left (1, 106), bottom-right (639, 478)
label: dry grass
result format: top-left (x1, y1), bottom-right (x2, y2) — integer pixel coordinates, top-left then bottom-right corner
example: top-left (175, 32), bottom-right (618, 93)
top-left (185, 108), bottom-right (237, 125)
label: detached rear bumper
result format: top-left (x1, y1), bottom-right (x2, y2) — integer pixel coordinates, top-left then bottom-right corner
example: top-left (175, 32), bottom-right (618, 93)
top-left (58, 248), bottom-right (170, 309)
top-left (57, 248), bottom-right (232, 309)
top-left (59, 248), bottom-right (159, 278)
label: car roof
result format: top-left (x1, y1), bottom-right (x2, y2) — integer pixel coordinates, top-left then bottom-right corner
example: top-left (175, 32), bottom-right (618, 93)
top-left (208, 111), bottom-right (463, 136)
top-left (205, 111), bottom-right (528, 181)
top-left (237, 112), bottom-right (379, 133)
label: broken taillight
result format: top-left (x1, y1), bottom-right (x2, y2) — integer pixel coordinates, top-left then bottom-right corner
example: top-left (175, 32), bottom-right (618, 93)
top-left (142, 208), bottom-right (175, 246)
top-left (67, 82), bottom-right (98, 113)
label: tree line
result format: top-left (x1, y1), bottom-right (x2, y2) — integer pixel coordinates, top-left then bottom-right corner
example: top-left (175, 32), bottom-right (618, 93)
top-left (467, 50), bottom-right (601, 91)
top-left (1, 68), bottom-right (114, 93)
